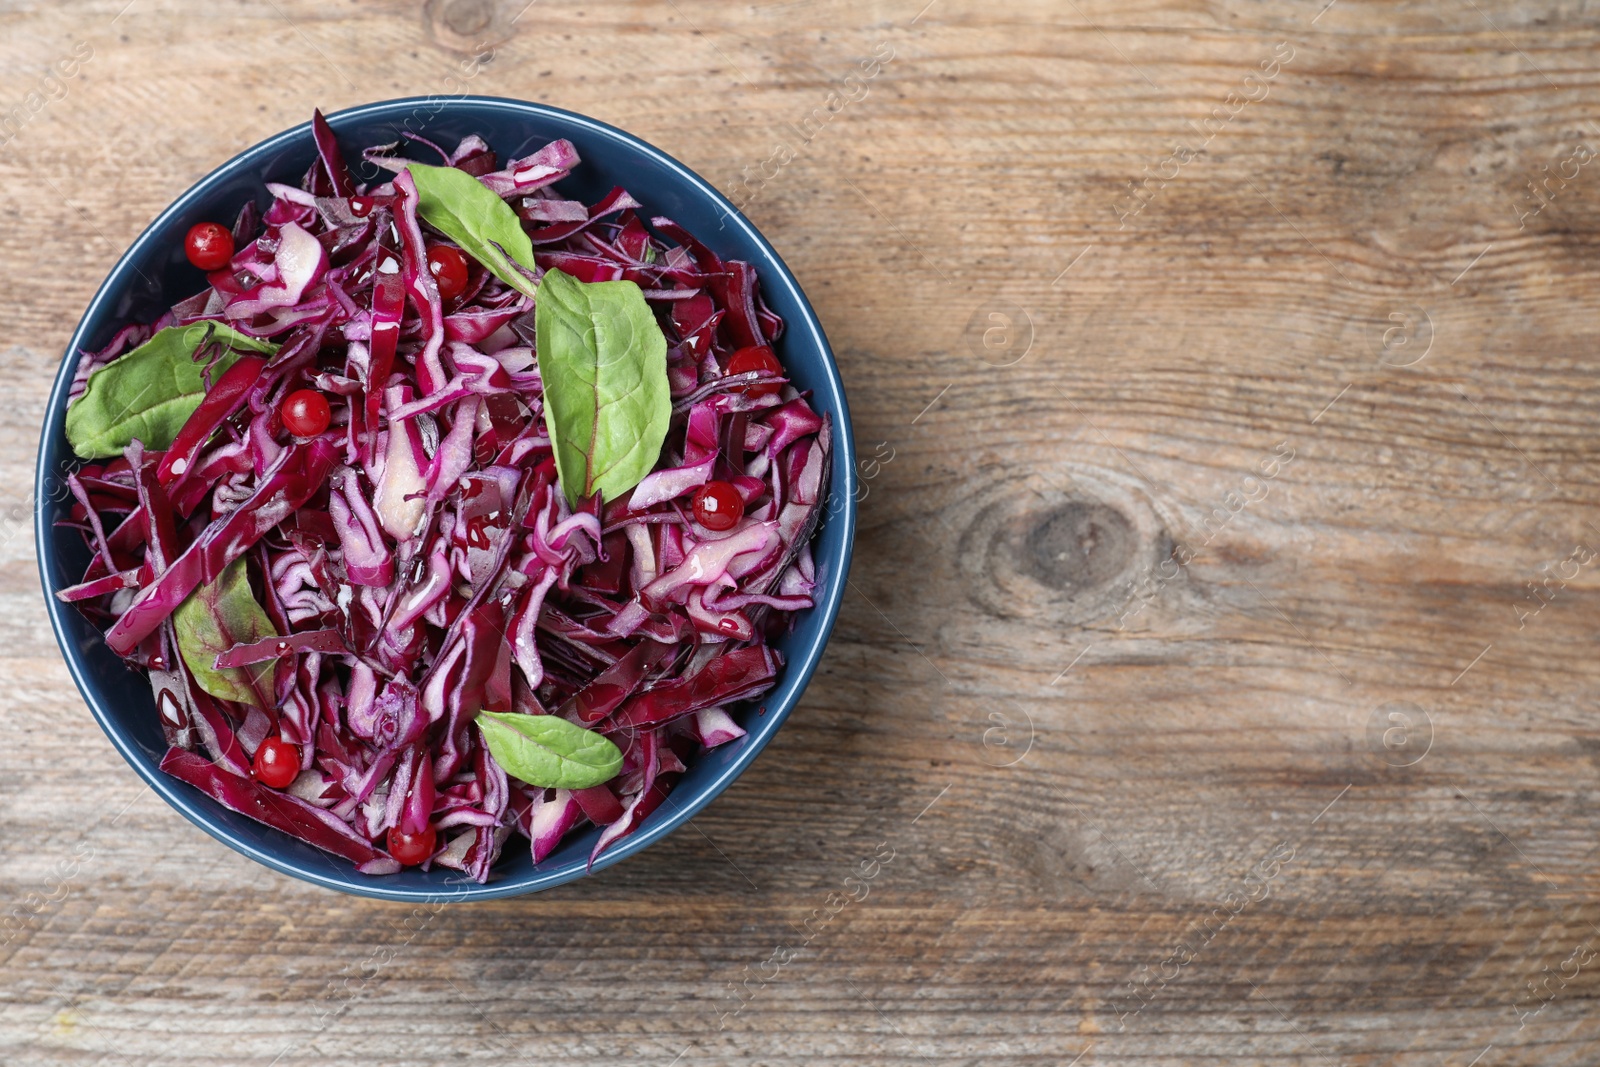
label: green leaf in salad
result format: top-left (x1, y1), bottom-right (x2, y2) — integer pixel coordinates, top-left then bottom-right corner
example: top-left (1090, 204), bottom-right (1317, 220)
top-left (407, 161), bottom-right (540, 299)
top-left (477, 710), bottom-right (625, 789)
top-left (174, 558), bottom-right (280, 709)
top-left (65, 323), bottom-right (277, 459)
top-left (534, 267), bottom-right (671, 507)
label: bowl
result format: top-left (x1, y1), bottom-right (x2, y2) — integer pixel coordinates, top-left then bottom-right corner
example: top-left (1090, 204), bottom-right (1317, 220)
top-left (35, 97), bottom-right (856, 901)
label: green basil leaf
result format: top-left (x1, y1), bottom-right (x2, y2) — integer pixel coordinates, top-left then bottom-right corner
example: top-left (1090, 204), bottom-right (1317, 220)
top-left (534, 268), bottom-right (670, 506)
top-left (477, 711), bottom-right (624, 789)
top-left (408, 162), bottom-right (540, 300)
top-left (65, 323), bottom-right (277, 459)
top-left (174, 558), bottom-right (279, 709)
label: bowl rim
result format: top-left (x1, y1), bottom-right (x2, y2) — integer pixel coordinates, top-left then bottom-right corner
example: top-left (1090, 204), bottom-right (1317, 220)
top-left (35, 95), bottom-right (856, 902)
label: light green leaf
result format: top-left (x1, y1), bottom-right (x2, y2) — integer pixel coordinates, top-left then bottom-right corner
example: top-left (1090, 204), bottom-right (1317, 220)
top-left (174, 558), bottom-right (279, 709)
top-left (65, 323), bottom-right (277, 459)
top-left (534, 268), bottom-right (670, 506)
top-left (477, 711), bottom-right (624, 789)
top-left (407, 162), bottom-right (540, 299)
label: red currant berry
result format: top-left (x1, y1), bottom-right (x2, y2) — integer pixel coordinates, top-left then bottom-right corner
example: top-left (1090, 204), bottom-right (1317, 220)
top-left (726, 345), bottom-right (783, 398)
top-left (388, 824), bottom-right (438, 866)
top-left (252, 737), bottom-right (301, 789)
top-left (426, 244), bottom-right (470, 300)
top-left (280, 389), bottom-right (332, 437)
top-left (185, 222), bottom-right (235, 271)
top-left (693, 480), bottom-right (745, 531)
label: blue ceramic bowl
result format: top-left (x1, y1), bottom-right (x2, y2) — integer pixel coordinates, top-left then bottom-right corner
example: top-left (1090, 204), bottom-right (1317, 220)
top-left (35, 97), bottom-right (855, 901)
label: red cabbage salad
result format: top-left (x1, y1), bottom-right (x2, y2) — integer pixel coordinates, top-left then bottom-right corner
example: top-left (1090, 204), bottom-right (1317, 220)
top-left (56, 110), bottom-right (830, 881)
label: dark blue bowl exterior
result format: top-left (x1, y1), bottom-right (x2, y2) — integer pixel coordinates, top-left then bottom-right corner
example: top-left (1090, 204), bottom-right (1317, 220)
top-left (36, 97), bottom-right (855, 901)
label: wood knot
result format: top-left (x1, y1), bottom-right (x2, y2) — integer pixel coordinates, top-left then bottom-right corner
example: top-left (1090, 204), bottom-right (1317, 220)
top-left (423, 0), bottom-right (512, 55)
top-left (1017, 502), bottom-right (1135, 594)
top-left (957, 480), bottom-right (1152, 626)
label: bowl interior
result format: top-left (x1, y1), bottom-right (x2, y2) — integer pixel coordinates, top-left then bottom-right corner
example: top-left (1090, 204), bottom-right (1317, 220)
top-left (37, 97), bottom-right (855, 901)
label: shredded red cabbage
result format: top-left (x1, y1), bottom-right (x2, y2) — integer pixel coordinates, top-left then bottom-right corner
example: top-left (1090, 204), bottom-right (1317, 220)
top-left (58, 113), bottom-right (830, 882)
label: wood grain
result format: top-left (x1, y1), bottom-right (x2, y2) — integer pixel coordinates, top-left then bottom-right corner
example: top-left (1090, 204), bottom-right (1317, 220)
top-left (4, 0), bottom-right (1600, 1062)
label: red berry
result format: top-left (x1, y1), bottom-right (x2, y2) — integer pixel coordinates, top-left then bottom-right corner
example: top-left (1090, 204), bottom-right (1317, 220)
top-left (349, 195), bottom-right (375, 218)
top-left (427, 244), bottom-right (470, 300)
top-left (184, 222), bottom-right (234, 271)
top-left (280, 389), bottom-right (331, 437)
top-left (726, 345), bottom-right (783, 397)
top-left (252, 737), bottom-right (300, 789)
top-left (693, 480), bottom-right (745, 531)
top-left (388, 824), bottom-right (437, 866)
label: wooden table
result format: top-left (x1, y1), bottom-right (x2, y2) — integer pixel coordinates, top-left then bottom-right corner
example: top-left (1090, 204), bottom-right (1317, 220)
top-left (3, 0), bottom-right (1599, 1062)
